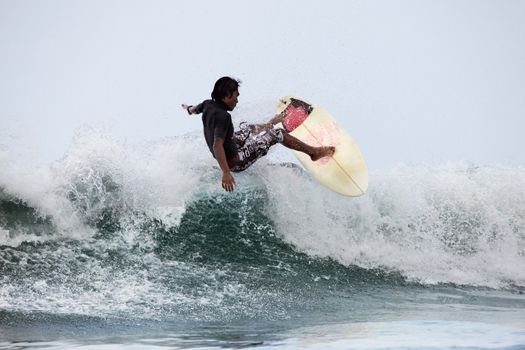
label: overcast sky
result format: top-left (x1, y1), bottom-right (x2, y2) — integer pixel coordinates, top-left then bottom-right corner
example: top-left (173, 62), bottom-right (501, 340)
top-left (1, 0), bottom-right (524, 170)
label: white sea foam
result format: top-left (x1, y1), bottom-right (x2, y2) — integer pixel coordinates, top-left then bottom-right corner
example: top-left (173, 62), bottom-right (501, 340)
top-left (1, 128), bottom-right (524, 289)
top-left (0, 128), bottom-right (215, 245)
top-left (262, 162), bottom-right (525, 288)
top-left (0, 148), bottom-right (91, 242)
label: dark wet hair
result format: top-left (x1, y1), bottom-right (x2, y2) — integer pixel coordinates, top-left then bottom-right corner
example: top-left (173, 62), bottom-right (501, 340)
top-left (211, 76), bottom-right (241, 101)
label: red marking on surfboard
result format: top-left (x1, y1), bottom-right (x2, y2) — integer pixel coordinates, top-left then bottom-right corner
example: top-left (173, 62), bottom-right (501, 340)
top-left (282, 98), bottom-right (314, 132)
top-left (283, 105), bottom-right (309, 132)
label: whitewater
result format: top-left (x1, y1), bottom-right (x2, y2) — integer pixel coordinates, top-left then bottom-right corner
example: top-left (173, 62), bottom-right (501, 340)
top-left (1, 129), bottom-right (525, 349)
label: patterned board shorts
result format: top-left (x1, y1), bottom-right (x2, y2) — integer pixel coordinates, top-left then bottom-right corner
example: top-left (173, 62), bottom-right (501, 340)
top-left (230, 122), bottom-right (284, 172)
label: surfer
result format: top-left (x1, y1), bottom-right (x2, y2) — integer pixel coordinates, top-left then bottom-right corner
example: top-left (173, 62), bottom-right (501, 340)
top-left (182, 77), bottom-right (335, 192)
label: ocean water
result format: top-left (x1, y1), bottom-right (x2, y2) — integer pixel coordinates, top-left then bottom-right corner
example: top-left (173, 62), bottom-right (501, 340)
top-left (1, 130), bottom-right (524, 349)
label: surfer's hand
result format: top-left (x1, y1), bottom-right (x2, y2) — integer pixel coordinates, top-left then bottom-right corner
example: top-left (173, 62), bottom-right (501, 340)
top-left (221, 172), bottom-right (236, 192)
top-left (181, 104), bottom-right (192, 115)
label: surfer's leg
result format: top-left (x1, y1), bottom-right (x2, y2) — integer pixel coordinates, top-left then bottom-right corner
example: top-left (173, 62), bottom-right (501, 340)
top-left (233, 122), bottom-right (251, 147)
top-left (230, 128), bottom-right (284, 172)
top-left (268, 110), bottom-right (287, 125)
top-left (281, 132), bottom-right (335, 161)
top-left (247, 111), bottom-right (288, 134)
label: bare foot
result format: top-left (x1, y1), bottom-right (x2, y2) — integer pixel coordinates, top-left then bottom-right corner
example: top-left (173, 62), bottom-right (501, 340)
top-left (310, 146), bottom-right (335, 161)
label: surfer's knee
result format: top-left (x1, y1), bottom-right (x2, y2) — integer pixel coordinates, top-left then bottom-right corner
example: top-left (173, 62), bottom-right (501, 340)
top-left (271, 128), bottom-right (285, 143)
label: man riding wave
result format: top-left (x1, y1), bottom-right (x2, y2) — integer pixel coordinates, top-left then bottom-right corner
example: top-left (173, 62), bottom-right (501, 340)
top-left (182, 77), bottom-right (334, 192)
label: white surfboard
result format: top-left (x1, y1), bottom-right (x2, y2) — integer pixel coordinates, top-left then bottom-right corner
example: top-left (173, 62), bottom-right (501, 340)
top-left (276, 96), bottom-right (368, 197)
